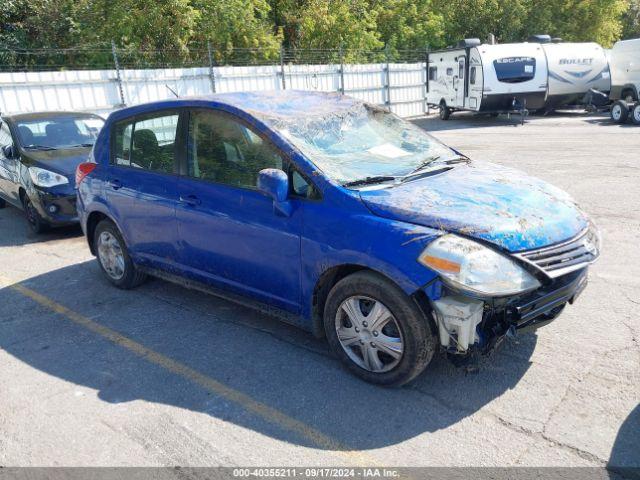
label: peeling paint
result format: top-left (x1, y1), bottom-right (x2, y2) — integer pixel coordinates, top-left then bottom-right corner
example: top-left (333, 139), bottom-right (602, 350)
top-left (358, 160), bottom-right (589, 252)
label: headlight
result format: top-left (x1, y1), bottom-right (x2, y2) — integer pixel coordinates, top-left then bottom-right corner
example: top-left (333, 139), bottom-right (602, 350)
top-left (418, 234), bottom-right (541, 296)
top-left (29, 167), bottom-right (69, 188)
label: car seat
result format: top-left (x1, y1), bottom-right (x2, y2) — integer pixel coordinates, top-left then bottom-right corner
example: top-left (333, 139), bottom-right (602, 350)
top-left (18, 126), bottom-right (35, 147)
top-left (132, 129), bottom-right (160, 169)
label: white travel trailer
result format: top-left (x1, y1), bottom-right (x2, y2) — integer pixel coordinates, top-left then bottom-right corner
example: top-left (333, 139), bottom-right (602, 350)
top-left (426, 39), bottom-right (548, 119)
top-left (530, 37), bottom-right (611, 109)
top-left (608, 38), bottom-right (640, 124)
top-left (608, 38), bottom-right (640, 102)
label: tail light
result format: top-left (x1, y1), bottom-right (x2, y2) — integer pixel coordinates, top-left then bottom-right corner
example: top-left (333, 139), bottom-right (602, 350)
top-left (76, 162), bottom-right (97, 186)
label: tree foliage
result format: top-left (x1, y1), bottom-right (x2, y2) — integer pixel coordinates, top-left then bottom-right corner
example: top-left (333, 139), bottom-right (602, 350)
top-left (0, 0), bottom-right (636, 65)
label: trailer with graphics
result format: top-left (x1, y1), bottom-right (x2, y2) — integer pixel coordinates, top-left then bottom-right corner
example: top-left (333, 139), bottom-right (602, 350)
top-left (608, 38), bottom-right (640, 125)
top-left (534, 38), bottom-right (611, 110)
top-left (426, 39), bottom-right (548, 120)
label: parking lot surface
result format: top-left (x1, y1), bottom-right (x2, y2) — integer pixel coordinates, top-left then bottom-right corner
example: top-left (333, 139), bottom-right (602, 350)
top-left (0, 112), bottom-right (638, 468)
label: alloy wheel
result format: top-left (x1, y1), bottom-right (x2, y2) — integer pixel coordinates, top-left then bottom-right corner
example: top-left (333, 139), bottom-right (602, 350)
top-left (335, 295), bottom-right (404, 373)
top-left (612, 104), bottom-right (622, 122)
top-left (97, 231), bottom-right (126, 280)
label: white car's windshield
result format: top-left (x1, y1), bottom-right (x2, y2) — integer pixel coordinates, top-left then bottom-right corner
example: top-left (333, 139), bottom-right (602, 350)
top-left (273, 104), bottom-right (457, 186)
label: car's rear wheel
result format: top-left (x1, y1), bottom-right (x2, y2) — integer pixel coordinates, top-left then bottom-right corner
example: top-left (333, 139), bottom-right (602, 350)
top-left (323, 271), bottom-right (436, 386)
top-left (611, 100), bottom-right (629, 124)
top-left (631, 104), bottom-right (640, 125)
top-left (94, 219), bottom-right (146, 289)
top-left (23, 196), bottom-right (48, 234)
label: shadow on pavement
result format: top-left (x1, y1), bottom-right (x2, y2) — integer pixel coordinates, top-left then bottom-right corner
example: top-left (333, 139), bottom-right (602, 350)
top-left (608, 404), bottom-right (640, 478)
top-left (0, 204), bottom-right (83, 247)
top-left (0, 260), bottom-right (538, 451)
top-left (413, 113), bottom-right (525, 132)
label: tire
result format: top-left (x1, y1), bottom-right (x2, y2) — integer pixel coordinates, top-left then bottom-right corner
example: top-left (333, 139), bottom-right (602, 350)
top-left (611, 100), bottom-right (629, 124)
top-left (623, 90), bottom-right (637, 104)
top-left (23, 195), bottom-right (48, 234)
top-left (94, 219), bottom-right (146, 289)
top-left (323, 271), bottom-right (436, 386)
top-left (0, 197), bottom-right (6, 209)
top-left (439, 101), bottom-right (451, 120)
top-left (632, 104), bottom-right (640, 126)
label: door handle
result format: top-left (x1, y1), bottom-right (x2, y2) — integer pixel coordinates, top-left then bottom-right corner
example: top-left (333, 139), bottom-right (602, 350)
top-left (108, 179), bottom-right (122, 190)
top-left (179, 194), bottom-right (201, 206)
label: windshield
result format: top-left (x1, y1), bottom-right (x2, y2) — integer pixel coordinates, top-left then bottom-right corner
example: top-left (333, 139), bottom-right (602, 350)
top-left (493, 57), bottom-right (536, 83)
top-left (271, 104), bottom-right (457, 185)
top-left (15, 114), bottom-right (104, 150)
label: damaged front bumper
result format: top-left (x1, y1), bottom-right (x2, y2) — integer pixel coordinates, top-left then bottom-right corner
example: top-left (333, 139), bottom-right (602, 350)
top-left (424, 268), bottom-right (589, 355)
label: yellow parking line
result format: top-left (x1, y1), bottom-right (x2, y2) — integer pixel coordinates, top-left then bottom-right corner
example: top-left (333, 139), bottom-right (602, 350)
top-left (0, 274), bottom-right (379, 465)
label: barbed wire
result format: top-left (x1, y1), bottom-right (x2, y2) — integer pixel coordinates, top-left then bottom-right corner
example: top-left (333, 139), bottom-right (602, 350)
top-left (0, 44), bottom-right (428, 72)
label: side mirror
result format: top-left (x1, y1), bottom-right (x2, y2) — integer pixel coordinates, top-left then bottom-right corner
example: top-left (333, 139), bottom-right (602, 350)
top-left (1, 144), bottom-right (17, 159)
top-left (257, 168), bottom-right (292, 216)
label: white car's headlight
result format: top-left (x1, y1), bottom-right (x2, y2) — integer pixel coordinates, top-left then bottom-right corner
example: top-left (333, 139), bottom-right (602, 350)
top-left (418, 234), bottom-right (541, 296)
top-left (29, 167), bottom-right (69, 188)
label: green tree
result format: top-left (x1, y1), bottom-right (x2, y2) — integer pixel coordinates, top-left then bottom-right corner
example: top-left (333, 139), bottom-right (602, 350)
top-left (621, 0), bottom-right (640, 38)
top-left (371, 0), bottom-right (446, 52)
top-left (523, 0), bottom-right (628, 47)
top-left (295, 0), bottom-right (382, 53)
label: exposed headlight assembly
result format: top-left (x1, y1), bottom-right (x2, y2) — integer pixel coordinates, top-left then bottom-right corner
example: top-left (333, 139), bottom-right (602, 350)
top-left (29, 166), bottom-right (69, 188)
top-left (419, 234), bottom-right (541, 296)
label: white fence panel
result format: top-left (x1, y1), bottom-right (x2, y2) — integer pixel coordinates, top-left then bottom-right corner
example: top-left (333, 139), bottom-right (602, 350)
top-left (0, 69), bottom-right (119, 116)
top-left (0, 62), bottom-right (429, 118)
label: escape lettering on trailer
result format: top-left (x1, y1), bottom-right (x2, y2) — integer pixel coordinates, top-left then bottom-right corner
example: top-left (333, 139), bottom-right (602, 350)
top-left (495, 57), bottom-right (535, 63)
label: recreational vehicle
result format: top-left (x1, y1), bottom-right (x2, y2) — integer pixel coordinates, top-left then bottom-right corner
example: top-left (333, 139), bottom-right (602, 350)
top-left (608, 38), bottom-right (640, 124)
top-left (609, 38), bottom-right (640, 103)
top-left (537, 39), bottom-right (611, 109)
top-left (426, 39), bottom-right (548, 119)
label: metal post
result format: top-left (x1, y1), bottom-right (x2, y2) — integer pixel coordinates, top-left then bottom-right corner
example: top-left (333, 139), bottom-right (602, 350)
top-left (111, 40), bottom-right (126, 107)
top-left (207, 41), bottom-right (217, 93)
top-left (279, 45), bottom-right (286, 90)
top-left (424, 44), bottom-right (430, 114)
top-left (384, 44), bottom-right (391, 110)
top-left (339, 44), bottom-right (345, 94)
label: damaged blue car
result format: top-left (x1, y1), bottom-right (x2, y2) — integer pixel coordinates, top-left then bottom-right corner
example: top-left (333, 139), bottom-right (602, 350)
top-left (76, 91), bottom-right (600, 386)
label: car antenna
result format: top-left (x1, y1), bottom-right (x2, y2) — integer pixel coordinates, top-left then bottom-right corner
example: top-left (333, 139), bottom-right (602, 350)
top-left (165, 85), bottom-right (179, 98)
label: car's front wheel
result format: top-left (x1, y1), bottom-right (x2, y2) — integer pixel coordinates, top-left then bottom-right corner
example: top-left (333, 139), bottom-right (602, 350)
top-left (324, 271), bottom-right (436, 386)
top-left (23, 196), bottom-right (48, 234)
top-left (94, 219), bottom-right (146, 289)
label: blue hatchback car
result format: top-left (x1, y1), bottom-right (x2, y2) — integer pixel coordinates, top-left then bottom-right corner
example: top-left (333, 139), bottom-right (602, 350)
top-left (76, 91), bottom-right (600, 385)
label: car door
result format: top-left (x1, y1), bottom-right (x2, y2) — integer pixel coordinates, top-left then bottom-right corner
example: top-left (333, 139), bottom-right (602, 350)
top-left (105, 110), bottom-right (184, 267)
top-left (175, 108), bottom-right (304, 313)
top-left (0, 121), bottom-right (21, 206)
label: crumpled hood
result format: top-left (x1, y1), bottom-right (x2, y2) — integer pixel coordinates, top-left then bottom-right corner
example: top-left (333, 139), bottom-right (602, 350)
top-left (358, 161), bottom-right (589, 252)
top-left (21, 147), bottom-right (92, 178)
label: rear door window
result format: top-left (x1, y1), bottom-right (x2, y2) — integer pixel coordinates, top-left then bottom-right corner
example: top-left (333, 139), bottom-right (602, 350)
top-left (112, 112), bottom-right (180, 174)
